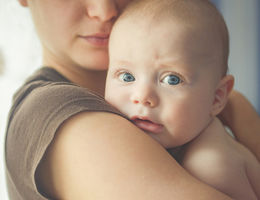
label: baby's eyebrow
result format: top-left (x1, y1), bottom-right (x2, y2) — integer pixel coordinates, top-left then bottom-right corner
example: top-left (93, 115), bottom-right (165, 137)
top-left (112, 60), bottom-right (132, 66)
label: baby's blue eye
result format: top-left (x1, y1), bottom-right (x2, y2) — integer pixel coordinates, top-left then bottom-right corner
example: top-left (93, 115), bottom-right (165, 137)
top-left (119, 72), bottom-right (135, 82)
top-left (162, 74), bottom-right (181, 85)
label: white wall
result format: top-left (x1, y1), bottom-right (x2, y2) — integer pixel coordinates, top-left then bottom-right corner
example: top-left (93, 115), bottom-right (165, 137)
top-left (0, 1), bottom-right (41, 199)
top-left (221, 0), bottom-right (259, 112)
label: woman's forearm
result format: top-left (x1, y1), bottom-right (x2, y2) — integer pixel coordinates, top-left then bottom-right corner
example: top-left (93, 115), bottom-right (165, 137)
top-left (219, 90), bottom-right (260, 160)
top-left (37, 112), bottom-right (233, 199)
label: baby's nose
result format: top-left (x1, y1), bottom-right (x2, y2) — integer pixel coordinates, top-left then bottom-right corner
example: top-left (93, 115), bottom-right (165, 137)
top-left (131, 88), bottom-right (159, 108)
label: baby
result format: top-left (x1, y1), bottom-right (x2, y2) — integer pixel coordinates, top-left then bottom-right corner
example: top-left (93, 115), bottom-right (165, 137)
top-left (105, 0), bottom-right (260, 199)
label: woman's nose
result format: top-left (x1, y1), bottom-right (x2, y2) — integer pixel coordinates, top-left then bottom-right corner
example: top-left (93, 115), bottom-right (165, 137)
top-left (86, 0), bottom-right (118, 22)
top-left (131, 87), bottom-right (159, 108)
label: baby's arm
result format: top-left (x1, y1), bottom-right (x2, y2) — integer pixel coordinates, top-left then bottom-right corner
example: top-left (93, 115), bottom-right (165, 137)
top-left (182, 118), bottom-right (259, 200)
top-left (219, 90), bottom-right (260, 160)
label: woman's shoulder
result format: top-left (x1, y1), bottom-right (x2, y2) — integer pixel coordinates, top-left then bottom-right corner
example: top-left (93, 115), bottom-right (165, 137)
top-left (5, 67), bottom-right (127, 199)
top-left (9, 67), bottom-right (123, 126)
top-left (6, 67), bottom-right (126, 158)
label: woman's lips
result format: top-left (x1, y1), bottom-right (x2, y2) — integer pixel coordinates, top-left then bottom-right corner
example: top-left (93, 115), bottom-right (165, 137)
top-left (131, 117), bottom-right (163, 134)
top-left (79, 33), bottom-right (109, 46)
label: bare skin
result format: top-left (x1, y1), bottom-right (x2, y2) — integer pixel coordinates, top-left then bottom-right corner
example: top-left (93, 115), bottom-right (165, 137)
top-left (16, 0), bottom-right (258, 199)
top-left (182, 117), bottom-right (260, 199)
top-left (219, 90), bottom-right (260, 161)
top-left (36, 112), bottom-right (233, 200)
top-left (104, 4), bottom-right (260, 198)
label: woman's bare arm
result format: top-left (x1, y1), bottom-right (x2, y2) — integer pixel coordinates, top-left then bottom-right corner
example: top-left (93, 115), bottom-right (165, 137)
top-left (219, 90), bottom-right (260, 160)
top-left (36, 112), bottom-right (232, 200)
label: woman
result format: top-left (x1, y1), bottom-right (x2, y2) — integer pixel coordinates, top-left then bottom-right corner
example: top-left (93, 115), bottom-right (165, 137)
top-left (5, 0), bottom-right (260, 199)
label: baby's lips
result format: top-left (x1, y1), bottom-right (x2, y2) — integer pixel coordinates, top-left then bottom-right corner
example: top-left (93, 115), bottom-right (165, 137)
top-left (131, 116), bottom-right (163, 134)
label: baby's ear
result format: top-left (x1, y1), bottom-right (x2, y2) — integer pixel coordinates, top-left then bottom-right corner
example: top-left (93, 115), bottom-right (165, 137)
top-left (18, 0), bottom-right (28, 7)
top-left (211, 75), bottom-right (234, 116)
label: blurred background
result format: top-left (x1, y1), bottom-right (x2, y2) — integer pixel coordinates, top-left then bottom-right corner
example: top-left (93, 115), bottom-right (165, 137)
top-left (0, 0), bottom-right (259, 199)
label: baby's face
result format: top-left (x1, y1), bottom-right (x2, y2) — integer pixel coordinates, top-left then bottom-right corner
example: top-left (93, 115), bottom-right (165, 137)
top-left (106, 18), bottom-right (223, 148)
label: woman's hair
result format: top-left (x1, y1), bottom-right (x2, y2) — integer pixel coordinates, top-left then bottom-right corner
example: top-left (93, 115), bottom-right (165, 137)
top-left (115, 0), bottom-right (230, 75)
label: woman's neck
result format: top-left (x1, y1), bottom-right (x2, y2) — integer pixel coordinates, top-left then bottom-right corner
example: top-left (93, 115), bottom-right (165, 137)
top-left (46, 62), bottom-right (107, 97)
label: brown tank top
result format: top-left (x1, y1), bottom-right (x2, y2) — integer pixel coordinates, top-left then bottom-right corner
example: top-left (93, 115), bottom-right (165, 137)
top-left (5, 67), bottom-right (123, 199)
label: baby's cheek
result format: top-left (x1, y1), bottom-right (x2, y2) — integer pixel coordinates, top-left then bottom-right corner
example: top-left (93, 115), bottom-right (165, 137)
top-left (162, 107), bottom-right (188, 131)
top-left (162, 104), bottom-right (182, 122)
top-left (104, 91), bottom-right (115, 104)
top-left (108, 93), bottom-right (131, 116)
top-left (119, 103), bottom-right (133, 117)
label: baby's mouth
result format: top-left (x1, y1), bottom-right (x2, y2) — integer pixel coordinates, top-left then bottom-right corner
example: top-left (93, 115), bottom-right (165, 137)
top-left (131, 116), bottom-right (163, 134)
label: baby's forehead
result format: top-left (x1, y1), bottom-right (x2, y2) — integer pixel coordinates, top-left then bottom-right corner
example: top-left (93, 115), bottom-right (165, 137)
top-left (115, 0), bottom-right (228, 41)
top-left (114, 12), bottom-right (221, 49)
top-left (111, 0), bottom-right (229, 75)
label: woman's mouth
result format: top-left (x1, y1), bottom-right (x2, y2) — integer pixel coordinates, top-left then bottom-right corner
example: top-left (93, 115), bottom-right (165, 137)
top-left (79, 33), bottom-right (109, 46)
top-left (131, 117), bottom-right (163, 134)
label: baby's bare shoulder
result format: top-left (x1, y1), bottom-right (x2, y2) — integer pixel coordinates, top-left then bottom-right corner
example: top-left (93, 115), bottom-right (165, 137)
top-left (181, 118), bottom-right (259, 199)
top-left (182, 118), bottom-right (248, 172)
top-left (182, 130), bottom-right (243, 177)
